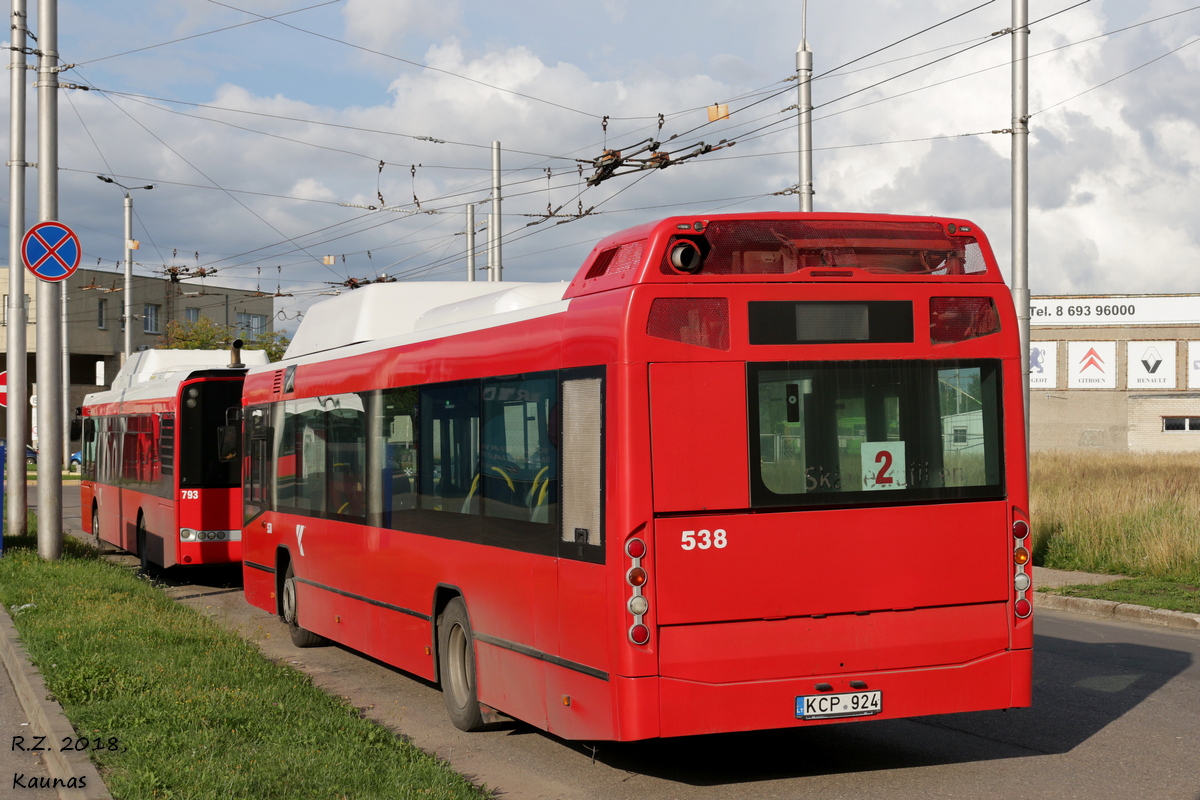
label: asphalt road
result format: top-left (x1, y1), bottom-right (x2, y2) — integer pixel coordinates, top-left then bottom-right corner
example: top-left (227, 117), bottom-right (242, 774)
top-left (38, 485), bottom-right (1200, 799)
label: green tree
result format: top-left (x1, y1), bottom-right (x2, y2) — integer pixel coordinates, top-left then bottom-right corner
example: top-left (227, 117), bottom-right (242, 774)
top-left (158, 318), bottom-right (291, 362)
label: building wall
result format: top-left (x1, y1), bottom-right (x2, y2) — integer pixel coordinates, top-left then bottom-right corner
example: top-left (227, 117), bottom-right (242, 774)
top-left (1029, 296), bottom-right (1200, 453)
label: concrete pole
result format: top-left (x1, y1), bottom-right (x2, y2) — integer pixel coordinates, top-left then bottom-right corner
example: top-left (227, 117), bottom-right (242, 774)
top-left (490, 142), bottom-right (502, 282)
top-left (123, 192), bottom-right (132, 355)
top-left (35, 0), bottom-right (62, 560)
top-left (6, 0), bottom-right (30, 542)
top-left (466, 204), bottom-right (476, 281)
top-left (796, 1), bottom-right (814, 212)
top-left (1011, 0), bottom-right (1031, 454)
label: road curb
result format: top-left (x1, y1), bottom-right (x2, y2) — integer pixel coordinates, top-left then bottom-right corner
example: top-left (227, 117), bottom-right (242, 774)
top-left (0, 605), bottom-right (113, 800)
top-left (1035, 591), bottom-right (1200, 633)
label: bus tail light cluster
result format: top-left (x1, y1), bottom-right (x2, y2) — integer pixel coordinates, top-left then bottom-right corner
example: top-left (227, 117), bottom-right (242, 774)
top-left (1012, 517), bottom-right (1032, 619)
top-left (930, 297), bottom-right (1000, 344)
top-left (625, 538), bottom-right (650, 645)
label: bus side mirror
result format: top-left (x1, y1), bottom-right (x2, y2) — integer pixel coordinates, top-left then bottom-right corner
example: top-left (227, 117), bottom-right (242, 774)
top-left (217, 425), bottom-right (240, 462)
top-left (70, 418), bottom-right (83, 440)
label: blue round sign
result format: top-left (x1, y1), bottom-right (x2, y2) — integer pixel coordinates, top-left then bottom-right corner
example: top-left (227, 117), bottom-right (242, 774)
top-left (22, 221), bottom-right (81, 282)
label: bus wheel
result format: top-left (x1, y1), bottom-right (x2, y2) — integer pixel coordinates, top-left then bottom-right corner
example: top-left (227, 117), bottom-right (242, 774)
top-left (281, 563), bottom-right (328, 648)
top-left (136, 514), bottom-right (151, 573)
top-left (437, 597), bottom-right (486, 732)
top-left (91, 506), bottom-right (100, 546)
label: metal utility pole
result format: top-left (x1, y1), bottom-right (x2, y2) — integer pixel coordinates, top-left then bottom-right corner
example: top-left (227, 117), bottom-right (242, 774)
top-left (466, 204), bottom-right (476, 281)
top-left (96, 175), bottom-right (153, 356)
top-left (1011, 0), bottom-right (1031, 452)
top-left (6, 0), bottom-right (30, 543)
top-left (35, 0), bottom-right (61, 559)
top-left (488, 142), bottom-right (502, 282)
top-left (796, 0), bottom-right (814, 212)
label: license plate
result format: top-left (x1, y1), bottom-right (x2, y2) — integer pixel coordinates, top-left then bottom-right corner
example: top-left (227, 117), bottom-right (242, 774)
top-left (796, 690), bottom-right (882, 719)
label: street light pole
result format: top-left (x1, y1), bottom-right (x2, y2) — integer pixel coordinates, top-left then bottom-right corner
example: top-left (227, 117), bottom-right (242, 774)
top-left (97, 175), bottom-right (153, 357)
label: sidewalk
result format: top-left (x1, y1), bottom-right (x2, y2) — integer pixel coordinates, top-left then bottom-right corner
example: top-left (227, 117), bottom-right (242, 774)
top-left (1033, 566), bottom-right (1200, 632)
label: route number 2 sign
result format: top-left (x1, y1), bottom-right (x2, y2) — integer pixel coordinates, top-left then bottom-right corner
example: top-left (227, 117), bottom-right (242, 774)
top-left (861, 442), bottom-right (906, 491)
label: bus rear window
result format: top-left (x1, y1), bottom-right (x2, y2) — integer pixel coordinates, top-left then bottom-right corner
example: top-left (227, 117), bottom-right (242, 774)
top-left (749, 360), bottom-right (1003, 507)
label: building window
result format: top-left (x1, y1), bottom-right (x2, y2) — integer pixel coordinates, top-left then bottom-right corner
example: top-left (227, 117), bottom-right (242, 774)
top-left (143, 304), bottom-right (161, 334)
top-left (185, 307), bottom-right (200, 324)
top-left (98, 298), bottom-right (107, 329)
top-left (237, 312), bottom-right (267, 341)
top-left (1163, 417), bottom-right (1200, 432)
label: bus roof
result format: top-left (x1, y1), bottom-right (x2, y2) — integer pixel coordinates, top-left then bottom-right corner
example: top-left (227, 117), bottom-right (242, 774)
top-left (83, 348), bottom-right (268, 407)
top-left (284, 282), bottom-right (569, 359)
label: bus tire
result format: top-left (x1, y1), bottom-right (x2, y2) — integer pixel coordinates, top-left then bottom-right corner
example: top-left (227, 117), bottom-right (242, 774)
top-left (282, 563), bottom-right (328, 648)
top-left (136, 513), bottom-right (151, 573)
top-left (91, 505), bottom-right (100, 546)
top-left (437, 597), bottom-right (487, 732)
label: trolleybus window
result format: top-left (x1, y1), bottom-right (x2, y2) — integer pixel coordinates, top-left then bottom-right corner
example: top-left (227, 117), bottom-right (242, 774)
top-left (749, 360), bottom-right (1003, 507)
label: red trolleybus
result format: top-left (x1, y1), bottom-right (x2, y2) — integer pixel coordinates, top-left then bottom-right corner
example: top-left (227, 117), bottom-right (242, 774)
top-left (81, 345), bottom-right (269, 569)
top-left (239, 213), bottom-right (1032, 741)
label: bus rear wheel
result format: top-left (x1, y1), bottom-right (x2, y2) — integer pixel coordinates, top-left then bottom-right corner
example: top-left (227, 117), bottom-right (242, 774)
top-left (281, 563), bottom-right (328, 648)
top-left (437, 597), bottom-right (486, 732)
top-left (136, 514), bottom-right (151, 573)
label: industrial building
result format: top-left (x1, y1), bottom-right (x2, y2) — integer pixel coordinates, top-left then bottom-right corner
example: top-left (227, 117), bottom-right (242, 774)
top-left (1029, 294), bottom-right (1200, 452)
top-left (0, 266), bottom-right (274, 448)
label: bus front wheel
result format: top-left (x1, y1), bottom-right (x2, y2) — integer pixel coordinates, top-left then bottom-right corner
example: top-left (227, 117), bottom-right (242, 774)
top-left (437, 597), bottom-right (486, 732)
top-left (281, 563), bottom-right (328, 648)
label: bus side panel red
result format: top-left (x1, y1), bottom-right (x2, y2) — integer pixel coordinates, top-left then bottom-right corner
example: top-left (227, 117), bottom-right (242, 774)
top-left (543, 663), bottom-right (616, 741)
top-left (649, 362), bottom-right (749, 513)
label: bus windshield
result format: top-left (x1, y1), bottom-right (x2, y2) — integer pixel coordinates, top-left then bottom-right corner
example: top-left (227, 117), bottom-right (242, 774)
top-left (749, 359), bottom-right (1004, 507)
top-left (179, 379), bottom-right (242, 489)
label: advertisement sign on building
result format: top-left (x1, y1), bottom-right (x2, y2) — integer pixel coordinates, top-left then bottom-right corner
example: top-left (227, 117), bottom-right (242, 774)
top-left (1127, 341), bottom-right (1176, 389)
top-left (1068, 341), bottom-right (1117, 389)
top-left (1029, 343), bottom-right (1058, 388)
top-left (1031, 295), bottom-right (1200, 327)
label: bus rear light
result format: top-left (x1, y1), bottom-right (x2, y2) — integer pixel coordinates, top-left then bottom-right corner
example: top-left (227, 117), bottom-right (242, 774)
top-left (930, 297), bottom-right (1000, 344)
top-left (627, 567), bottom-right (647, 587)
top-left (626, 538), bottom-right (646, 559)
top-left (627, 595), bottom-right (649, 616)
top-left (629, 624), bottom-right (650, 645)
top-left (1014, 572), bottom-right (1031, 592)
top-left (1013, 519), bottom-right (1029, 540)
top-left (1014, 546), bottom-right (1030, 566)
top-left (180, 528), bottom-right (197, 541)
top-left (1014, 598), bottom-right (1032, 619)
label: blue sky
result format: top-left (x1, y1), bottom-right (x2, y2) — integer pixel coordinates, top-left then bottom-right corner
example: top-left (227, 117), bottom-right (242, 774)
top-left (6, 0), bottom-right (1200, 328)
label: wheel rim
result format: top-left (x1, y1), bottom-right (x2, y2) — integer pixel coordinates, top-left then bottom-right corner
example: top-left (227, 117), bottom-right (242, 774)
top-left (92, 509), bottom-right (99, 539)
top-left (446, 622), bottom-right (472, 708)
top-left (282, 577), bottom-right (298, 624)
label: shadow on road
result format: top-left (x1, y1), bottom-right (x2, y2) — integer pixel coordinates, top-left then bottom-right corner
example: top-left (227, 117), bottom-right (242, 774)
top-left (546, 630), bottom-right (1191, 786)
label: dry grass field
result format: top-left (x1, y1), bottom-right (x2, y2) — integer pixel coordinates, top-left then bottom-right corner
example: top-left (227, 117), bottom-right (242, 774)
top-left (1030, 451), bottom-right (1200, 584)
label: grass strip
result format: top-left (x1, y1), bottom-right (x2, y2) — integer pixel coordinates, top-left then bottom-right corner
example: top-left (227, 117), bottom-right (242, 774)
top-left (1039, 577), bottom-right (1200, 615)
top-left (1030, 451), bottom-right (1200, 584)
top-left (0, 533), bottom-right (488, 800)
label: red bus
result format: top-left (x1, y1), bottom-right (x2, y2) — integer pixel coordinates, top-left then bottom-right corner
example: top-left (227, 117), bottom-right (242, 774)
top-left (81, 345), bottom-right (269, 569)
top-left (239, 212), bottom-right (1032, 741)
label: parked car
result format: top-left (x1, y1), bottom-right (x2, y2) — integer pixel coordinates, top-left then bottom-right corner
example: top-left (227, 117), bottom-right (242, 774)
top-left (0, 439), bottom-right (39, 465)
top-left (71, 450), bottom-right (82, 470)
